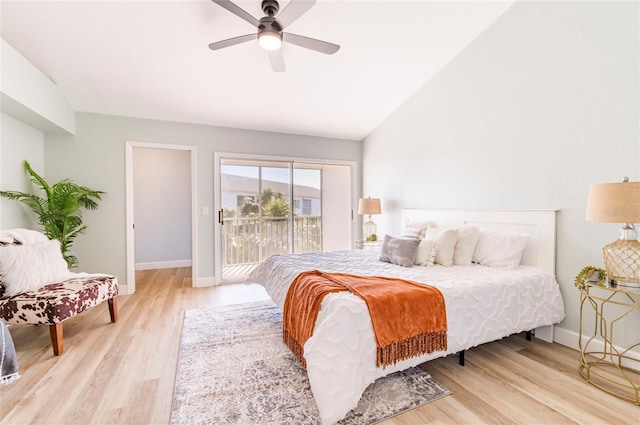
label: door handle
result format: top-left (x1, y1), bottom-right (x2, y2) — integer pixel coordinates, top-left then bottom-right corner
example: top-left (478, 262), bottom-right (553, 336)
top-left (218, 209), bottom-right (224, 225)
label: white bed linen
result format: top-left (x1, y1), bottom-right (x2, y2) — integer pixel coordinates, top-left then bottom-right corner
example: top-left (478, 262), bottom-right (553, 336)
top-left (246, 249), bottom-right (565, 425)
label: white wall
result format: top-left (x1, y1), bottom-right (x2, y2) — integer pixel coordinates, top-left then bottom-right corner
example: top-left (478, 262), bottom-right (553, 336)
top-left (0, 112), bottom-right (45, 229)
top-left (133, 147), bottom-right (191, 269)
top-left (0, 36), bottom-right (71, 230)
top-left (0, 39), bottom-right (75, 135)
top-left (362, 1), bottom-right (639, 341)
top-left (43, 112), bottom-right (361, 290)
top-left (321, 164), bottom-right (353, 252)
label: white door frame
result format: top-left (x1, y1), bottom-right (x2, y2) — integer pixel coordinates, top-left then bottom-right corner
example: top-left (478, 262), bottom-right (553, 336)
top-left (125, 141), bottom-right (197, 294)
top-left (214, 151), bottom-right (358, 284)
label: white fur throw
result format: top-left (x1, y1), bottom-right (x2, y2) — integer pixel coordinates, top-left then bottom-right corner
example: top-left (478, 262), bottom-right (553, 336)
top-left (0, 229), bottom-right (48, 245)
top-left (0, 240), bottom-right (71, 297)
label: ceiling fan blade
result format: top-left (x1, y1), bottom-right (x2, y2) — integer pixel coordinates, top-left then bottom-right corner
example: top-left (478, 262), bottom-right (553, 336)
top-left (282, 32), bottom-right (340, 55)
top-left (208, 33), bottom-right (256, 51)
top-left (268, 50), bottom-right (286, 72)
top-left (211, 0), bottom-right (260, 28)
top-left (276, 0), bottom-right (316, 29)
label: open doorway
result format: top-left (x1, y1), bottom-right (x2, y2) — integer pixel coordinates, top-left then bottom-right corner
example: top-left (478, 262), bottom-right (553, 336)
top-left (125, 142), bottom-right (196, 294)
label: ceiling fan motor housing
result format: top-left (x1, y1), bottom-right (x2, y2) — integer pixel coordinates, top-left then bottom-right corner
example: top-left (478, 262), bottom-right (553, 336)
top-left (258, 16), bottom-right (282, 33)
top-left (262, 0), bottom-right (279, 17)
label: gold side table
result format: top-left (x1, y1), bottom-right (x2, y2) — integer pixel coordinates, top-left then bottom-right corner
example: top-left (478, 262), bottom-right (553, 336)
top-left (578, 280), bottom-right (640, 405)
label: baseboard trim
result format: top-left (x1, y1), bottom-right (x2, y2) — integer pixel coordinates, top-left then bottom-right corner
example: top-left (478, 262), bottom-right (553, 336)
top-left (135, 260), bottom-right (192, 271)
top-left (553, 326), bottom-right (640, 369)
top-left (552, 326), bottom-right (579, 350)
top-left (195, 276), bottom-right (216, 288)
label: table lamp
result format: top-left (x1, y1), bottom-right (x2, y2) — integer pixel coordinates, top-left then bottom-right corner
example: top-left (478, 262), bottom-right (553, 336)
top-left (358, 197), bottom-right (381, 242)
top-left (585, 177), bottom-right (640, 285)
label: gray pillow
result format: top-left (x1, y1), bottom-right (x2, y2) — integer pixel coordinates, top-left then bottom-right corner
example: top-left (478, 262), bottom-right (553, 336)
top-left (379, 235), bottom-right (420, 267)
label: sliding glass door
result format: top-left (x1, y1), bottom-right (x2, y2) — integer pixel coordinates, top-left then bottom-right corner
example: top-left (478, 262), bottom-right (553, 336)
top-left (215, 155), bottom-right (354, 282)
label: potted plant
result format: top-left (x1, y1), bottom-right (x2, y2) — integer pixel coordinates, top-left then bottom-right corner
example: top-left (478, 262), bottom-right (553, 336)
top-left (0, 160), bottom-right (104, 268)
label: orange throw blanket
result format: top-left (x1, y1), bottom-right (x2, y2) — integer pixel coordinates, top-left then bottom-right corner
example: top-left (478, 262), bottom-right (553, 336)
top-left (283, 270), bottom-right (447, 369)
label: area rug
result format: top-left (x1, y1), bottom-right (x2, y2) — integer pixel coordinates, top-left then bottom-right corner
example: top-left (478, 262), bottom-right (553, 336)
top-left (171, 300), bottom-right (450, 425)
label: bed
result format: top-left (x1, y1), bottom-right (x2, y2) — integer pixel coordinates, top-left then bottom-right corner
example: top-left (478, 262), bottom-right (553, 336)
top-left (246, 209), bottom-right (566, 424)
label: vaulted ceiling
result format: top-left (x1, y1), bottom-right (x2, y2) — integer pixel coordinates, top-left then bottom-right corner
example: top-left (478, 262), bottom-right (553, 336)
top-left (0, 1), bottom-right (514, 140)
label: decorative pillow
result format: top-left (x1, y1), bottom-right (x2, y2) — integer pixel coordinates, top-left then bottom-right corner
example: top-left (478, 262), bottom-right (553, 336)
top-left (0, 240), bottom-right (70, 297)
top-left (472, 230), bottom-right (530, 269)
top-left (415, 238), bottom-right (437, 266)
top-left (379, 235), bottom-right (420, 267)
top-left (400, 220), bottom-right (436, 239)
top-left (424, 227), bottom-right (458, 267)
top-left (452, 225), bottom-right (481, 266)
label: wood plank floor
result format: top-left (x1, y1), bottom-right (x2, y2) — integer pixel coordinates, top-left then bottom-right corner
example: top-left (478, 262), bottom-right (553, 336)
top-left (1, 267), bottom-right (637, 424)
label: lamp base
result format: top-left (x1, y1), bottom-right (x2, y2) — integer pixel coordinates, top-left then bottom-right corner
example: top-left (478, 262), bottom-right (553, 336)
top-left (363, 219), bottom-right (377, 242)
top-left (603, 238), bottom-right (640, 285)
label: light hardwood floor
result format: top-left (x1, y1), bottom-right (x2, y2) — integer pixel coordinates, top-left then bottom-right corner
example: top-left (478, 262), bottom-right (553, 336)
top-left (1, 267), bottom-right (637, 424)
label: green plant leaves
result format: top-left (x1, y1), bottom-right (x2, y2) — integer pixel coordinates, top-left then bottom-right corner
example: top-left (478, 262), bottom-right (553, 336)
top-left (0, 160), bottom-right (104, 268)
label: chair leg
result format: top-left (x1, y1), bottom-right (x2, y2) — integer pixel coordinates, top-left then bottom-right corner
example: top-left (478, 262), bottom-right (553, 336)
top-left (108, 297), bottom-right (118, 322)
top-left (49, 323), bottom-right (63, 356)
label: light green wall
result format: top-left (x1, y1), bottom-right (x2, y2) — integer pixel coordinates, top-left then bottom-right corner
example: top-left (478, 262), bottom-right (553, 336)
top-left (362, 1), bottom-right (639, 344)
top-left (44, 112), bottom-right (361, 288)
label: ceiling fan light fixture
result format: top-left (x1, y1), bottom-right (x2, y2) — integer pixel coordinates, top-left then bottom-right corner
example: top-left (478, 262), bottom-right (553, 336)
top-left (209, 0), bottom-right (340, 71)
top-left (258, 31), bottom-right (282, 50)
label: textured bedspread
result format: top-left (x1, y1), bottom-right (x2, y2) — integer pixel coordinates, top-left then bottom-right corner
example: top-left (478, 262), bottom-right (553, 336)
top-left (247, 249), bottom-right (565, 424)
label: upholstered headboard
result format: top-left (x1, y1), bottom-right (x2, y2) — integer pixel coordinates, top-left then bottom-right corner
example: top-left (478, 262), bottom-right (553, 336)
top-left (401, 209), bottom-right (557, 273)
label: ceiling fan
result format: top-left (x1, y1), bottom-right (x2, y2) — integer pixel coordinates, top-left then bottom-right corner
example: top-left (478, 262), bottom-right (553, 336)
top-left (208, 0), bottom-right (340, 72)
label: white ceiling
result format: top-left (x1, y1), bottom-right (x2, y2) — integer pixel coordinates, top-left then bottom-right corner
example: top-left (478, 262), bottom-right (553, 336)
top-left (0, 0), bottom-right (514, 141)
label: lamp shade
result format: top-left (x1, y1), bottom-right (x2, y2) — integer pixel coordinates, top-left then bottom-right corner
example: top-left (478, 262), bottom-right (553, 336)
top-left (358, 198), bottom-right (381, 215)
top-left (585, 180), bottom-right (640, 223)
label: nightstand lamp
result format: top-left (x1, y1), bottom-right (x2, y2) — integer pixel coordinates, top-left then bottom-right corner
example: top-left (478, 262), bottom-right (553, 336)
top-left (358, 197), bottom-right (381, 242)
top-left (586, 177), bottom-right (640, 286)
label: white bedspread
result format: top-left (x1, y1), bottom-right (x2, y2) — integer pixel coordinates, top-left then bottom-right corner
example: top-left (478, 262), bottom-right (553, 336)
top-left (246, 249), bottom-right (565, 425)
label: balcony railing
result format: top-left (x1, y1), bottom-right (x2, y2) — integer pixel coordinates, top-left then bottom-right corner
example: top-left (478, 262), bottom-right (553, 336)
top-left (222, 216), bottom-right (322, 276)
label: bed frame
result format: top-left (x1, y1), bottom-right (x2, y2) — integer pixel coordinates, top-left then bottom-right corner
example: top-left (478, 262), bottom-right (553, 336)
top-left (248, 208), bottom-right (563, 421)
top-left (401, 208), bottom-right (558, 343)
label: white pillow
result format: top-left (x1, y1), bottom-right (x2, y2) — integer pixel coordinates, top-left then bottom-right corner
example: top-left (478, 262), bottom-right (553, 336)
top-left (453, 225), bottom-right (481, 266)
top-left (0, 240), bottom-right (70, 297)
top-left (401, 220), bottom-right (436, 239)
top-left (415, 238), bottom-right (437, 266)
top-left (424, 227), bottom-right (458, 267)
top-left (472, 230), bottom-right (530, 269)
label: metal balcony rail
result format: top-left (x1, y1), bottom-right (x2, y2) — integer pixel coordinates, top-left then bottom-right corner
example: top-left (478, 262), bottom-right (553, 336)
top-left (222, 215), bottom-right (322, 269)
